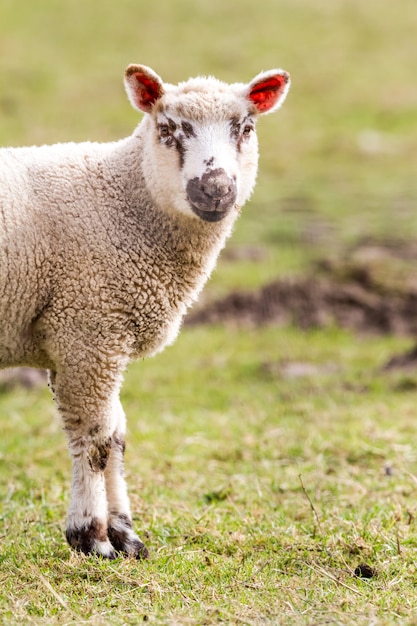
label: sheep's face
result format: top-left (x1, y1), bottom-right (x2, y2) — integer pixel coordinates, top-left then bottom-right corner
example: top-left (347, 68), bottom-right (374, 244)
top-left (124, 65), bottom-right (290, 223)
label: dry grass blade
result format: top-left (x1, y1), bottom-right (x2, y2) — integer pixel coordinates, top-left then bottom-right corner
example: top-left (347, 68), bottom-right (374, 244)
top-left (37, 571), bottom-right (74, 614)
top-left (299, 474), bottom-right (322, 535)
top-left (308, 563), bottom-right (364, 597)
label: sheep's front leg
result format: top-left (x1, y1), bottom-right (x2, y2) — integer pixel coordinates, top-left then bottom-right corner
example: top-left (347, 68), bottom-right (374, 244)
top-left (65, 435), bottom-right (115, 558)
top-left (105, 396), bottom-right (148, 558)
top-left (50, 368), bottom-right (119, 559)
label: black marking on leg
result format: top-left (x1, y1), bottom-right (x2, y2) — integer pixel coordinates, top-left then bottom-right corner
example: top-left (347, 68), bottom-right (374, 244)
top-left (88, 437), bottom-right (112, 472)
top-left (66, 518), bottom-right (115, 558)
top-left (110, 434), bottom-right (126, 476)
top-left (109, 512), bottom-right (132, 528)
top-left (113, 435), bottom-right (126, 456)
top-left (108, 513), bottom-right (149, 559)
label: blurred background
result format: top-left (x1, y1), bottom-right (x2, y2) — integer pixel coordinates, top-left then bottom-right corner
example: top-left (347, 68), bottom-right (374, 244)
top-left (1, 0), bottom-right (417, 304)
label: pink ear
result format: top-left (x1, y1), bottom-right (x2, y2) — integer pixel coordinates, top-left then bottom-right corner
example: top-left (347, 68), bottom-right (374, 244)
top-left (124, 65), bottom-right (164, 113)
top-left (248, 71), bottom-right (290, 114)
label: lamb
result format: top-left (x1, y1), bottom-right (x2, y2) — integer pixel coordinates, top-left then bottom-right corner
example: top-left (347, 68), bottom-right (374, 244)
top-left (0, 63), bottom-right (290, 559)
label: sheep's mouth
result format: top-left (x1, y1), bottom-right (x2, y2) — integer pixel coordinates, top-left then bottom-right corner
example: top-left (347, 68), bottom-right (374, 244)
top-left (186, 170), bottom-right (237, 223)
top-left (188, 203), bottom-right (232, 222)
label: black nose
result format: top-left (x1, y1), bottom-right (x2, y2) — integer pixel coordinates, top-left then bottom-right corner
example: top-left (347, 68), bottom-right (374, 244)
top-left (186, 168), bottom-right (237, 222)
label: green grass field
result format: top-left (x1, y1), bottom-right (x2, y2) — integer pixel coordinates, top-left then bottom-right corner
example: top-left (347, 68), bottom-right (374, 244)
top-left (1, 0), bottom-right (417, 624)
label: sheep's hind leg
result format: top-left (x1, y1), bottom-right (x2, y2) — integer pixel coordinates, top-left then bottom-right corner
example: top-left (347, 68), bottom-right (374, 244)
top-left (105, 396), bottom-right (148, 559)
top-left (51, 367), bottom-right (119, 559)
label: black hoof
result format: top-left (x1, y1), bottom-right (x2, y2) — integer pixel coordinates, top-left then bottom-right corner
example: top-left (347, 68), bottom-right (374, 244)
top-left (66, 518), bottom-right (116, 559)
top-left (108, 515), bottom-right (149, 559)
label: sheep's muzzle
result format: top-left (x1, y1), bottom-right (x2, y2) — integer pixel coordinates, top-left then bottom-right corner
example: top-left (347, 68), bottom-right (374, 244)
top-left (186, 169), bottom-right (237, 222)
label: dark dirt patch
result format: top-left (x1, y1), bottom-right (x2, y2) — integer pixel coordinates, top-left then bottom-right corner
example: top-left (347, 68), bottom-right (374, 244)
top-left (381, 345), bottom-right (417, 371)
top-left (188, 276), bottom-right (417, 336)
top-left (188, 241), bottom-right (417, 336)
top-left (353, 563), bottom-right (377, 579)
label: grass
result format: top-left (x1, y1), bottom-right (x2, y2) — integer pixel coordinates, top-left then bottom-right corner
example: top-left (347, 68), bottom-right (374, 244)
top-left (3, 328), bottom-right (417, 624)
top-left (2, 0), bottom-right (417, 623)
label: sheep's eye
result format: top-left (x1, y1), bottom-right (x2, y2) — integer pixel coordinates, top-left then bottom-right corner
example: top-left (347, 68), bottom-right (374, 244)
top-left (242, 125), bottom-right (253, 137)
top-left (159, 124), bottom-right (171, 138)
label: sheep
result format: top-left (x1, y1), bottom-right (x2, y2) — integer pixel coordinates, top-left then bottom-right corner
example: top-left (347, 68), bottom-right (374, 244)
top-left (0, 63), bottom-right (290, 559)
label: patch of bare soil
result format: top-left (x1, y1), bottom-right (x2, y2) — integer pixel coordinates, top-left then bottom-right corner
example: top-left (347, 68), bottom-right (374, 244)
top-left (381, 345), bottom-right (417, 371)
top-left (187, 240), bottom-right (417, 337)
top-left (188, 276), bottom-right (417, 335)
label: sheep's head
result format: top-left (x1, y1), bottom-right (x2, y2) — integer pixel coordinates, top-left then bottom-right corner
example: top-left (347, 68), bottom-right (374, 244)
top-left (124, 65), bottom-right (290, 223)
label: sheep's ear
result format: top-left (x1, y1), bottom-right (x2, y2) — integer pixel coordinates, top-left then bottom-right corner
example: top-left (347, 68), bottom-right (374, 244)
top-left (124, 64), bottom-right (165, 113)
top-left (246, 69), bottom-right (290, 115)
